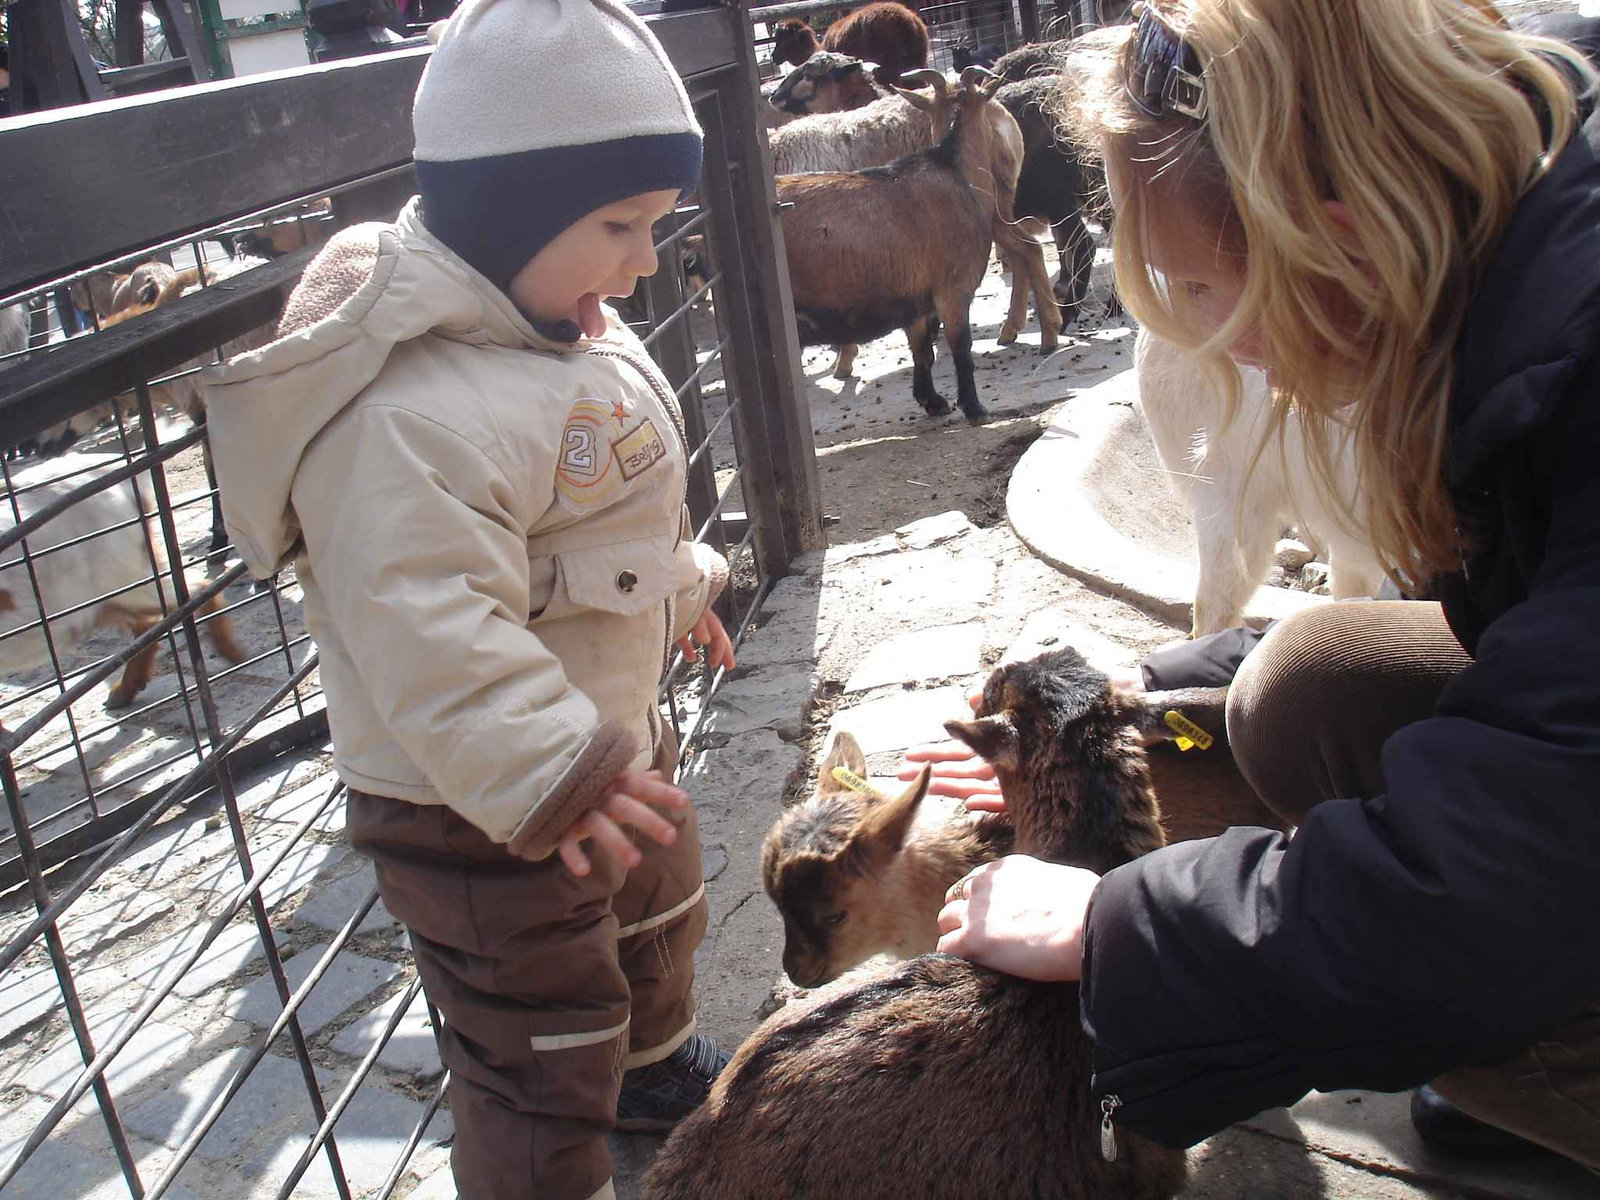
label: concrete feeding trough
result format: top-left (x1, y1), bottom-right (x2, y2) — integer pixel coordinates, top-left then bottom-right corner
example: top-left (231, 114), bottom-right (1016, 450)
top-left (1006, 365), bottom-right (1329, 633)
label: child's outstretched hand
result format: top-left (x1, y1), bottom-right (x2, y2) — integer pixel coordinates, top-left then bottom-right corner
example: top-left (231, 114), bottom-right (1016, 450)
top-left (677, 609), bottom-right (735, 673)
top-left (557, 768), bottom-right (687, 878)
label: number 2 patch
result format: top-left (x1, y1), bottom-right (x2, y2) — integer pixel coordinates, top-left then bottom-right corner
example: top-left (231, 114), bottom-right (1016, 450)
top-left (553, 398), bottom-right (669, 515)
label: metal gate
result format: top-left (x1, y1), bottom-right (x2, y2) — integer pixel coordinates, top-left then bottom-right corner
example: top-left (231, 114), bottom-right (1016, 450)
top-left (0, 8), bottom-right (821, 1195)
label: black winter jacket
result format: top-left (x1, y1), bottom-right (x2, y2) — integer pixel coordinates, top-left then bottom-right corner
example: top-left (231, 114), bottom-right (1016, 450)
top-left (1081, 104), bottom-right (1600, 1148)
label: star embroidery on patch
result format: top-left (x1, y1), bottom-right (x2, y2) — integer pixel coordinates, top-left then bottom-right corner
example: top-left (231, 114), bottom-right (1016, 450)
top-left (612, 400), bottom-right (629, 421)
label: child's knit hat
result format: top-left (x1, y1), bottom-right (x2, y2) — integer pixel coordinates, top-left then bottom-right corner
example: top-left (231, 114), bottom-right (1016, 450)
top-left (412, 0), bottom-right (703, 290)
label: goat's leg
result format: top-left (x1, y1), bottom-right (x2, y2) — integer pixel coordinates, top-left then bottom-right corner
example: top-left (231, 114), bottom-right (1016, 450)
top-left (832, 343), bottom-right (859, 380)
top-left (1015, 237), bottom-right (1061, 352)
top-left (1190, 476), bottom-right (1276, 637)
top-left (905, 315), bottom-right (950, 417)
top-left (1328, 540), bottom-right (1386, 601)
top-left (202, 438), bottom-right (230, 570)
top-left (1056, 214), bottom-right (1095, 327)
top-left (997, 243), bottom-right (1029, 346)
top-left (197, 590), bottom-right (248, 664)
top-left (107, 613), bottom-right (162, 709)
top-left (934, 293), bottom-right (985, 423)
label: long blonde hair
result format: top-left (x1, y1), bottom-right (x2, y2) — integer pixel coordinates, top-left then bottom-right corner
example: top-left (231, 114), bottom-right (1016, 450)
top-left (1066, 1), bottom-right (1590, 584)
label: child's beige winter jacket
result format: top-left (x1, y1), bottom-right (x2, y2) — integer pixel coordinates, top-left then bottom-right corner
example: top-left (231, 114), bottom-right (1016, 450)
top-left (206, 199), bottom-right (725, 861)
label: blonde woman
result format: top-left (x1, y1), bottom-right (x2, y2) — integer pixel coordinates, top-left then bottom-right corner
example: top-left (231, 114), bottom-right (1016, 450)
top-left (929, 0), bottom-right (1600, 1170)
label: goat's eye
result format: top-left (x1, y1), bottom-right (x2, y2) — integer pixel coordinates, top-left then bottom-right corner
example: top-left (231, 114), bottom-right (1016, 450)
top-left (605, 221), bottom-right (633, 235)
top-left (1183, 281), bottom-right (1211, 299)
top-left (824, 911), bottom-right (848, 927)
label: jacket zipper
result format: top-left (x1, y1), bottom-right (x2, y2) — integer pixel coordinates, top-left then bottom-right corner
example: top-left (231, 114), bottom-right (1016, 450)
top-left (1100, 1095), bottom-right (1122, 1162)
top-left (585, 345), bottom-right (692, 481)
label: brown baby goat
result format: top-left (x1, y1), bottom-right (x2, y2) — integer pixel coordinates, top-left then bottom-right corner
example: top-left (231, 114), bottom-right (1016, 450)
top-left (642, 647), bottom-right (1194, 1200)
top-left (762, 729), bottom-right (1014, 987)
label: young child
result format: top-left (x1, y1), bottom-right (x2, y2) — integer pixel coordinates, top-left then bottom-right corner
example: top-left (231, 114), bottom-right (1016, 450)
top-left (205, 1), bottom-right (735, 1194)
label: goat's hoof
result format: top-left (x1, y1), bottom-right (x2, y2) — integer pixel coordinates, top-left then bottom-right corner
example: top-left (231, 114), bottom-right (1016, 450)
top-left (920, 395), bottom-right (952, 418)
top-left (831, 366), bottom-right (855, 381)
top-left (996, 324), bottom-right (1019, 346)
top-left (1038, 337), bottom-right (1059, 354)
top-left (105, 690), bottom-right (136, 711)
top-left (960, 401), bottom-right (988, 423)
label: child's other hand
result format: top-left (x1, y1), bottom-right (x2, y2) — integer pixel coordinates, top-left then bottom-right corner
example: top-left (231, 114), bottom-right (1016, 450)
top-left (677, 610), bottom-right (735, 673)
top-left (557, 769), bottom-right (687, 878)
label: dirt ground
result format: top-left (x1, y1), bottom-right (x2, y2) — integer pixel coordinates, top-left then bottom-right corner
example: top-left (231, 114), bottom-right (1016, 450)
top-left (798, 241), bottom-right (1136, 542)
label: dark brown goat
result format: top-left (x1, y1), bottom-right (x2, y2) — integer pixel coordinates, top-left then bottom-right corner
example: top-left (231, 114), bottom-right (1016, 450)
top-left (769, 17), bottom-right (821, 69)
top-left (640, 646), bottom-right (1195, 1200)
top-left (825, 1), bottom-right (930, 85)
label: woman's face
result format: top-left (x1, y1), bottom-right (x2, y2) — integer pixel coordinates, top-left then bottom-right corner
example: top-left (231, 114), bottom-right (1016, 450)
top-left (1143, 194), bottom-right (1274, 375)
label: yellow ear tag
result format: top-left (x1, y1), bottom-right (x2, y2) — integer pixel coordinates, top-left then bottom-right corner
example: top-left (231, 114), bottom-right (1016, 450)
top-left (1163, 710), bottom-right (1214, 752)
top-left (831, 766), bottom-right (879, 795)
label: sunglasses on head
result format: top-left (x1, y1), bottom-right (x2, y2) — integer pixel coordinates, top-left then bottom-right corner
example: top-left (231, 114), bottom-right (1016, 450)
top-left (1125, 1), bottom-right (1208, 122)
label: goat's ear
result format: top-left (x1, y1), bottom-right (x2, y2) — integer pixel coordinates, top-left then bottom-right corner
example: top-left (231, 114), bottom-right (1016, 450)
top-left (425, 17), bottom-right (450, 44)
top-left (1133, 687), bottom-right (1229, 751)
top-left (135, 277), bottom-right (160, 306)
top-left (895, 85), bottom-right (938, 112)
top-left (855, 765), bottom-right (930, 854)
top-left (944, 713), bottom-right (1020, 770)
top-left (817, 730), bottom-right (868, 792)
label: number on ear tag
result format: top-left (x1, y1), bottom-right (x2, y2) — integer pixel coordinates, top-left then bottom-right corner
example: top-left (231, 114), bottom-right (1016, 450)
top-left (1163, 710), bottom-right (1214, 752)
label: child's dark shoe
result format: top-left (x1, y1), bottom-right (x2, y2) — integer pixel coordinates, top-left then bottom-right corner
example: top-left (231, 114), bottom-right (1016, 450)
top-left (615, 1034), bottom-right (730, 1133)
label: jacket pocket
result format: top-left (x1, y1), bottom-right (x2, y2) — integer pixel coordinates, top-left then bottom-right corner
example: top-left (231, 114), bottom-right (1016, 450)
top-left (539, 536), bottom-right (678, 622)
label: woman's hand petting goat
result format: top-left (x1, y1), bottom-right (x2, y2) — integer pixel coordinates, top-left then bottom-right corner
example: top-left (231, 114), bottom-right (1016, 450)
top-left (936, 854), bottom-right (1099, 982)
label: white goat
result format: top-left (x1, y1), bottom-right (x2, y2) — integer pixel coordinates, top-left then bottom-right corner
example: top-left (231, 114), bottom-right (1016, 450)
top-left (1135, 329), bottom-right (1385, 636)
top-left (1, 451), bottom-right (246, 708)
top-left (769, 90), bottom-right (943, 174)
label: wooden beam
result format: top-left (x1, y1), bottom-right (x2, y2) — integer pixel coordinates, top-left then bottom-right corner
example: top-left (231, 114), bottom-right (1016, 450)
top-left (0, 247), bottom-right (313, 445)
top-left (0, 48), bottom-right (430, 299)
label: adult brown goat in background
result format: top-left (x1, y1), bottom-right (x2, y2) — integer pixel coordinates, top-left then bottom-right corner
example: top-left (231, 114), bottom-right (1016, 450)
top-left (776, 68), bottom-right (1047, 420)
top-left (641, 646), bottom-right (1196, 1199)
top-left (771, 2), bottom-right (929, 85)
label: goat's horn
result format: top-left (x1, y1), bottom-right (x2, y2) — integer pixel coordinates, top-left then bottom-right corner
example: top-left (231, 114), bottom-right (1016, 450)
top-left (959, 64), bottom-right (997, 87)
top-left (901, 68), bottom-right (949, 95)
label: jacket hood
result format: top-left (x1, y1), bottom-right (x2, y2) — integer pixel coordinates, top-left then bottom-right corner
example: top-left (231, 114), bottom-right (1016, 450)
top-left (204, 198), bottom-right (591, 576)
top-left (1448, 103), bottom-right (1600, 480)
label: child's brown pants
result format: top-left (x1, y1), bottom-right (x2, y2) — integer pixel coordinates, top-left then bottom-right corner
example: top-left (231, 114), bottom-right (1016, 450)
top-left (1222, 601), bottom-right (1600, 1170)
top-left (346, 733), bottom-right (707, 1200)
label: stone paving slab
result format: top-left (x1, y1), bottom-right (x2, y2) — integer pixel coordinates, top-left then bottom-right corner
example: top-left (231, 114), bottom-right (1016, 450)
top-left (328, 985), bottom-right (441, 1079)
top-left (830, 685), bottom-right (975, 758)
top-left (0, 961), bottom-right (63, 1040)
top-left (289, 862), bottom-right (400, 937)
top-left (77, 917), bottom-right (280, 1012)
top-left (123, 1049), bottom-right (319, 1159)
top-left (1243, 1091), bottom-right (1600, 1200)
top-left (844, 622), bottom-right (984, 693)
top-left (0, 1136), bottom-right (207, 1200)
top-left (700, 668), bottom-right (819, 742)
top-left (6, 1014), bottom-right (192, 1107)
top-left (224, 942), bottom-right (403, 1038)
top-left (894, 509), bottom-right (974, 551)
top-left (238, 1078), bottom-right (454, 1199)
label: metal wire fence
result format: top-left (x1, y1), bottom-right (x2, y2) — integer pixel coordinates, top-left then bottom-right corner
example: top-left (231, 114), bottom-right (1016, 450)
top-left (750, 0), bottom-right (1133, 83)
top-left (0, 9), bottom-right (819, 1195)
